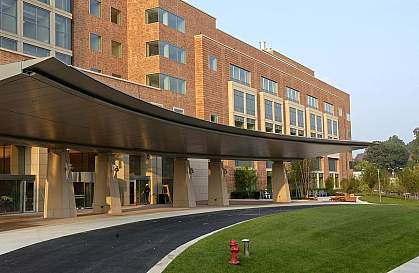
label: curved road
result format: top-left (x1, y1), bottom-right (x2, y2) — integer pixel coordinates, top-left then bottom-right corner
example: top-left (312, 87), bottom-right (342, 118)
top-left (0, 205), bottom-right (321, 273)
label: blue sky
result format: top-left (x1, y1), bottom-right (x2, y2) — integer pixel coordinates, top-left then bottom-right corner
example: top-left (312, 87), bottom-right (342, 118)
top-left (186, 0), bottom-right (419, 144)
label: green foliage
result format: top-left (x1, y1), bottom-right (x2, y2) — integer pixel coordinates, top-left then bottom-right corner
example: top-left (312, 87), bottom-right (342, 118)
top-left (342, 176), bottom-right (362, 194)
top-left (361, 161), bottom-right (379, 190)
top-left (234, 166), bottom-right (257, 194)
top-left (408, 128), bottom-right (419, 164)
top-left (325, 176), bottom-right (335, 195)
top-left (287, 159), bottom-right (313, 198)
top-left (398, 166), bottom-right (419, 194)
top-left (365, 136), bottom-right (409, 170)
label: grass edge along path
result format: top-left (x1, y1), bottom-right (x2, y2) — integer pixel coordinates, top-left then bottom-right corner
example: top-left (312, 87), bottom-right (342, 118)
top-left (164, 205), bottom-right (419, 273)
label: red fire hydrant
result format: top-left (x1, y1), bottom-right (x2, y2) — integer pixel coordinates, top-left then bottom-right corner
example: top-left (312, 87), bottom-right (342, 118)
top-left (229, 240), bottom-right (240, 265)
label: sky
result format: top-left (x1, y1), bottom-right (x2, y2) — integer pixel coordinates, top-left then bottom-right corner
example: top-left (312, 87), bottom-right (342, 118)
top-left (186, 0), bottom-right (419, 144)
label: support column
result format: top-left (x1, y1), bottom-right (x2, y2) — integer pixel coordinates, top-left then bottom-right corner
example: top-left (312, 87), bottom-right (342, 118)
top-left (44, 149), bottom-right (77, 218)
top-left (208, 159), bottom-right (229, 206)
top-left (173, 159), bottom-right (196, 208)
top-left (272, 161), bottom-right (291, 203)
top-left (93, 154), bottom-right (122, 215)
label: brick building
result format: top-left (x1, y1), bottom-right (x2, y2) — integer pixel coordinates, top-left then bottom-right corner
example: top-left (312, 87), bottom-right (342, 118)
top-left (0, 0), bottom-right (353, 214)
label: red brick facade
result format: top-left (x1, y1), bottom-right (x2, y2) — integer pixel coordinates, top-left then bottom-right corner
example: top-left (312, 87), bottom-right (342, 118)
top-left (0, 0), bottom-right (353, 193)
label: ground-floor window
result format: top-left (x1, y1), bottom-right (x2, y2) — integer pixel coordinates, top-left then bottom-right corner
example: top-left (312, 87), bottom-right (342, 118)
top-left (0, 178), bottom-right (34, 214)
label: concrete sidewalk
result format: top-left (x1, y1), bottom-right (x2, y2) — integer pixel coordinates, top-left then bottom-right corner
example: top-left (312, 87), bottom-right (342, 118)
top-left (0, 200), bottom-right (353, 255)
top-left (389, 257), bottom-right (419, 273)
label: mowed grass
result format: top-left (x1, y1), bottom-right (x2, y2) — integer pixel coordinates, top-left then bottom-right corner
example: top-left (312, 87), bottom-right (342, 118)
top-left (164, 205), bottom-right (419, 273)
top-left (361, 194), bottom-right (419, 206)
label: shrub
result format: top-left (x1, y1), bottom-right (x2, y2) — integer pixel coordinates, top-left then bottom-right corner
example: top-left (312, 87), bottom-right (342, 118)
top-left (234, 167), bottom-right (257, 195)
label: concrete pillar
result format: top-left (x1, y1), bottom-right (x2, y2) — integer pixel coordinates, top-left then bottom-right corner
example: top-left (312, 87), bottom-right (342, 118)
top-left (93, 154), bottom-right (110, 214)
top-left (173, 158), bottom-right (196, 208)
top-left (208, 159), bottom-right (229, 206)
top-left (44, 149), bottom-right (77, 218)
top-left (272, 161), bottom-right (291, 203)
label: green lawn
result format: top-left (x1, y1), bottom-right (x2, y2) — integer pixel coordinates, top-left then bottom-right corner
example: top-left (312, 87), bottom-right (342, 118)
top-left (360, 194), bottom-right (419, 206)
top-left (164, 205), bottom-right (419, 273)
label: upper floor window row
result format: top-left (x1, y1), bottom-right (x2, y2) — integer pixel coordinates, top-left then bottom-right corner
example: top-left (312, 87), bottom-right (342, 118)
top-left (324, 102), bottom-right (334, 115)
top-left (23, 3), bottom-right (50, 44)
top-left (286, 87), bottom-right (300, 103)
top-left (146, 73), bottom-right (186, 95)
top-left (146, 40), bottom-right (185, 64)
top-left (89, 0), bottom-right (101, 17)
top-left (233, 90), bottom-right (255, 117)
top-left (145, 8), bottom-right (185, 33)
top-left (230, 64), bottom-right (250, 86)
top-left (0, 0), bottom-right (17, 34)
top-left (307, 95), bottom-right (318, 109)
top-left (27, 0), bottom-right (71, 13)
top-left (261, 77), bottom-right (277, 95)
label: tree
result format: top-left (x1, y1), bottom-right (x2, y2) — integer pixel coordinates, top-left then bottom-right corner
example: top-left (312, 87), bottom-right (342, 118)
top-left (407, 128), bottom-right (419, 164)
top-left (234, 166), bottom-right (257, 196)
top-left (287, 159), bottom-right (314, 199)
top-left (365, 136), bottom-right (410, 170)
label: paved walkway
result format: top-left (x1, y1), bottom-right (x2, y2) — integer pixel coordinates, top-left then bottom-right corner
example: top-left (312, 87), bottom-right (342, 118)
top-left (389, 257), bottom-right (419, 273)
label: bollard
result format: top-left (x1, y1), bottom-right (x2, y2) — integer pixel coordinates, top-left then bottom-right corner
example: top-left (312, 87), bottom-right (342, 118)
top-left (229, 240), bottom-right (240, 265)
top-left (242, 239), bottom-right (250, 257)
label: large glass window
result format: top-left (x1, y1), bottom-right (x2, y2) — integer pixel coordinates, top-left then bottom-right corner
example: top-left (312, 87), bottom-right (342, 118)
top-left (23, 43), bottom-right (50, 57)
top-left (246, 94), bottom-right (255, 116)
top-left (146, 73), bottom-right (186, 95)
top-left (274, 102), bottom-right (282, 123)
top-left (310, 113), bottom-right (316, 131)
top-left (261, 77), bottom-right (277, 95)
top-left (23, 3), bottom-right (50, 43)
top-left (0, 36), bottom-right (16, 51)
top-left (146, 40), bottom-right (185, 64)
top-left (297, 110), bottom-right (304, 128)
top-left (324, 102), bottom-right (334, 115)
top-left (145, 8), bottom-right (185, 33)
top-left (328, 158), bottom-right (338, 172)
top-left (0, 0), bottom-right (17, 34)
top-left (55, 52), bottom-right (71, 64)
top-left (247, 118), bottom-right (255, 130)
top-left (55, 15), bottom-right (71, 49)
top-left (289, 107), bottom-right (297, 126)
top-left (307, 95), bottom-right (318, 109)
top-left (89, 32), bottom-right (101, 53)
top-left (230, 64), bottom-right (250, 86)
top-left (265, 99), bottom-right (273, 121)
top-left (286, 87), bottom-right (300, 102)
top-left (233, 90), bottom-right (244, 113)
top-left (316, 116), bottom-right (323, 133)
top-left (56, 0), bottom-right (71, 12)
top-left (332, 120), bottom-right (338, 136)
top-left (89, 0), bottom-right (101, 17)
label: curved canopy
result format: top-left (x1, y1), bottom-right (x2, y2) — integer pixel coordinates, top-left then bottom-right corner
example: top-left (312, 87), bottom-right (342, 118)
top-left (0, 58), bottom-right (369, 160)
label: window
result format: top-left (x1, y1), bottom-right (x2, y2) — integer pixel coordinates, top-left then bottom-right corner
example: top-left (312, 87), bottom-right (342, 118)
top-left (316, 116), bottom-right (323, 133)
top-left (297, 110), bottom-right (304, 128)
top-left (327, 119), bottom-right (338, 138)
top-left (230, 64), bottom-right (250, 86)
top-left (210, 114), bottom-right (219, 123)
top-left (261, 77), bottom-right (277, 95)
top-left (235, 160), bottom-right (253, 168)
top-left (173, 107), bottom-right (184, 114)
top-left (145, 8), bottom-right (185, 33)
top-left (234, 115), bottom-right (244, 128)
top-left (89, 0), bottom-right (101, 17)
top-left (286, 87), bottom-right (300, 102)
top-left (307, 95), bottom-right (318, 109)
top-left (209, 55), bottom-right (217, 71)
top-left (274, 103), bottom-right (282, 123)
top-left (111, 41), bottom-right (122, 58)
top-left (265, 122), bottom-right (273, 133)
top-left (265, 99), bottom-right (273, 121)
top-left (328, 158), bottom-right (338, 172)
top-left (324, 102), bottom-right (334, 115)
top-left (310, 113), bottom-right (316, 131)
top-left (146, 73), bottom-right (186, 95)
top-left (90, 67), bottom-right (101, 73)
top-left (23, 43), bottom-right (49, 57)
top-left (311, 158), bottom-right (321, 171)
top-left (90, 33), bottom-right (101, 53)
top-left (275, 124), bottom-right (282, 134)
top-left (346, 113), bottom-right (351, 122)
top-left (146, 41), bottom-right (185, 64)
top-left (246, 94), bottom-right (255, 116)
top-left (0, 36), bottom-right (16, 51)
top-left (55, 52), bottom-right (71, 64)
top-left (332, 120), bottom-right (338, 136)
top-left (36, 0), bottom-right (49, 4)
top-left (0, 145), bottom-right (11, 174)
top-left (289, 107), bottom-right (297, 126)
top-left (55, 15), bottom-right (71, 49)
top-left (55, 0), bottom-right (71, 12)
top-left (233, 90), bottom-right (244, 113)
top-left (247, 118), bottom-right (256, 130)
top-left (23, 3), bottom-right (50, 43)
top-left (111, 7), bottom-right (121, 24)
top-left (0, 0), bottom-right (17, 34)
